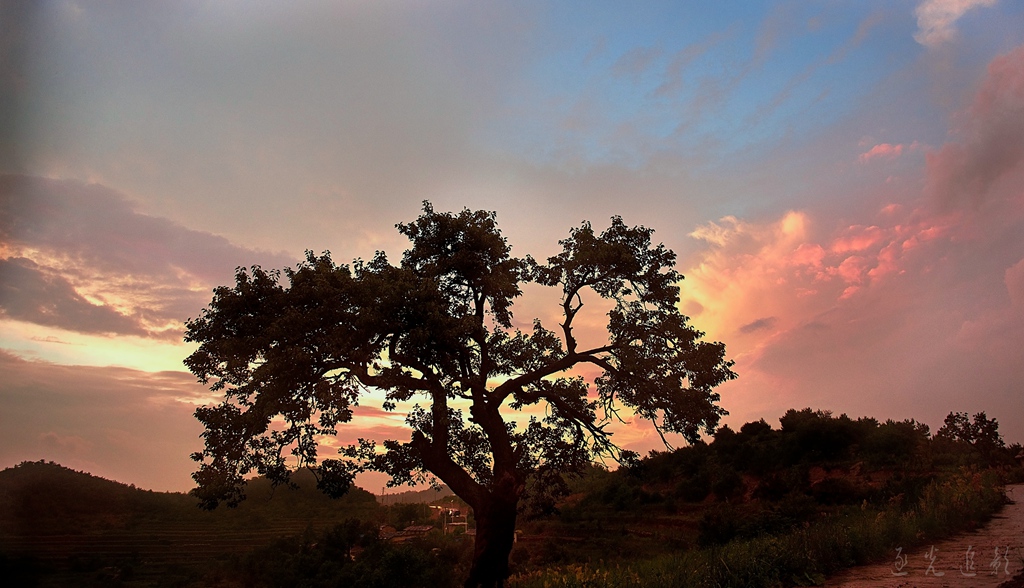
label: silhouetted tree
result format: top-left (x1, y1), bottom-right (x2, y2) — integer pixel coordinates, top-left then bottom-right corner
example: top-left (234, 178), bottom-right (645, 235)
top-left (184, 203), bottom-right (735, 587)
top-left (936, 411), bottom-right (1005, 464)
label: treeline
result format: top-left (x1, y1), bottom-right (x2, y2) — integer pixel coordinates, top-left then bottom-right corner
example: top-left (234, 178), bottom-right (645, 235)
top-left (570, 409), bottom-right (1021, 514)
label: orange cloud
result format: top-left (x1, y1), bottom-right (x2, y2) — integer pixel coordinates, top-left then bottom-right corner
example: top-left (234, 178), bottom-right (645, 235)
top-left (831, 225), bottom-right (885, 253)
top-left (835, 255), bottom-right (868, 284)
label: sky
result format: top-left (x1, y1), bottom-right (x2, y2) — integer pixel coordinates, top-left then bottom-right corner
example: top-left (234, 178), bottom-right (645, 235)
top-left (2, 0), bottom-right (1024, 493)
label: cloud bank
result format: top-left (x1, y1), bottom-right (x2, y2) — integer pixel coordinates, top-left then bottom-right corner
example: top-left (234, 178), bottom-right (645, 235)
top-left (0, 174), bottom-right (293, 339)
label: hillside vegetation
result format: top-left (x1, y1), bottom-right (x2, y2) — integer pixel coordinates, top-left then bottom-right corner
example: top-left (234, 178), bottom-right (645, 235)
top-left (509, 409), bottom-right (1024, 586)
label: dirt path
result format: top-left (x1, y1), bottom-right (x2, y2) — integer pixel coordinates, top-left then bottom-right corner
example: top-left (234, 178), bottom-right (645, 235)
top-left (825, 484), bottom-right (1024, 587)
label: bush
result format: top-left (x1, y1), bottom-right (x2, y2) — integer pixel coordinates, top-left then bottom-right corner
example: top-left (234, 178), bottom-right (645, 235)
top-left (810, 478), bottom-right (868, 505)
top-left (230, 519), bottom-right (468, 588)
top-left (696, 506), bottom-right (739, 546)
top-left (711, 467), bottom-right (744, 501)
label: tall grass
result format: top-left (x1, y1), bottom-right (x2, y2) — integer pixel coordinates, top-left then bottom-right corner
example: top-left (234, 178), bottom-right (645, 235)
top-left (510, 468), bottom-right (1006, 588)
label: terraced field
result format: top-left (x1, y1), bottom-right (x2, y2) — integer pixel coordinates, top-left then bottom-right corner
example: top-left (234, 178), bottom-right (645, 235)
top-left (2, 517), bottom-right (367, 586)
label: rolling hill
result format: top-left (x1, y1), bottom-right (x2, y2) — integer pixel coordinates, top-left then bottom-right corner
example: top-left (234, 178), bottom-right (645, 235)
top-left (0, 460), bottom-right (381, 587)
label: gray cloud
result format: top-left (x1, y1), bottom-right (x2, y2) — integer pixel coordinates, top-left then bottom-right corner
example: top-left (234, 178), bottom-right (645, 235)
top-left (739, 316), bottom-right (778, 334)
top-left (926, 45), bottom-right (1024, 208)
top-left (0, 174), bottom-right (293, 337)
top-left (0, 256), bottom-right (145, 336)
top-left (0, 1), bottom-right (540, 255)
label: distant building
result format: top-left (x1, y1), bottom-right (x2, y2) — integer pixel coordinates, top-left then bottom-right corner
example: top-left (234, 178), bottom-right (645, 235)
top-left (380, 523), bottom-right (438, 543)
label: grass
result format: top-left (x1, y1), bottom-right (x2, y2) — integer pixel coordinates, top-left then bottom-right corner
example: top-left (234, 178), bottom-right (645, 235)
top-left (509, 468), bottom-right (1008, 588)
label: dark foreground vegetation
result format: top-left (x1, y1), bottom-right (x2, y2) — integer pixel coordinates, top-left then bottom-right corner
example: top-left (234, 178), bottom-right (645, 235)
top-left (509, 409), bottom-right (1024, 587)
top-left (2, 409), bottom-right (1021, 587)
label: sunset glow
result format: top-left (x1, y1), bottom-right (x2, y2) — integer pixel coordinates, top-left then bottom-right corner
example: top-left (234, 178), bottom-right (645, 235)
top-left (2, 1), bottom-right (1023, 493)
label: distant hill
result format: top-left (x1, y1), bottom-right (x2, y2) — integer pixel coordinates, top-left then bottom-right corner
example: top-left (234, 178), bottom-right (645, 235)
top-left (378, 484), bottom-right (456, 505)
top-left (0, 460), bottom-right (381, 536)
top-left (0, 461), bottom-right (386, 585)
top-left (0, 460), bottom-right (193, 536)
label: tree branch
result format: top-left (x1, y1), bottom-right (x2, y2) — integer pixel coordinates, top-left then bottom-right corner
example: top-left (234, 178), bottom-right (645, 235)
top-left (559, 287), bottom-right (584, 354)
top-left (410, 431), bottom-right (486, 508)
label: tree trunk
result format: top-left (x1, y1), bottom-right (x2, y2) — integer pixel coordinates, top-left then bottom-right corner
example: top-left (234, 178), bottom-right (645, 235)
top-left (464, 493), bottom-right (518, 588)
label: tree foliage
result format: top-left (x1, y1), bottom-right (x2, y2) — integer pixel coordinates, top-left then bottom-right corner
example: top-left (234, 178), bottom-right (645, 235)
top-left (184, 203), bottom-right (735, 586)
top-left (935, 411), bottom-right (1006, 464)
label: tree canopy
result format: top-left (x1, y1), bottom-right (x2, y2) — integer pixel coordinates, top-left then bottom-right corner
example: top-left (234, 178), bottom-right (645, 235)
top-left (184, 203), bottom-right (735, 586)
top-left (935, 411), bottom-right (1006, 463)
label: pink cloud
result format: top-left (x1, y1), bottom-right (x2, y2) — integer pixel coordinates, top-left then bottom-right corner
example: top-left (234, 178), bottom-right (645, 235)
top-left (880, 203), bottom-right (903, 216)
top-left (901, 223), bottom-right (944, 250)
top-left (835, 255), bottom-right (868, 284)
top-left (790, 243), bottom-right (825, 268)
top-left (39, 432), bottom-right (93, 455)
top-left (867, 242), bottom-right (903, 280)
top-left (858, 141), bottom-right (921, 163)
top-left (859, 143), bottom-right (902, 163)
top-left (831, 225), bottom-right (885, 253)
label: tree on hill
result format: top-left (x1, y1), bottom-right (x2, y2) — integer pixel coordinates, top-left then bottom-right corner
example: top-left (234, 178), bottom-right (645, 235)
top-left (936, 411), bottom-right (1005, 464)
top-left (184, 203), bottom-right (735, 587)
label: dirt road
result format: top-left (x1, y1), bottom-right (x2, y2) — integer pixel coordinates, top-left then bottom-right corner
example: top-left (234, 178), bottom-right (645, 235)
top-left (825, 484), bottom-right (1024, 587)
